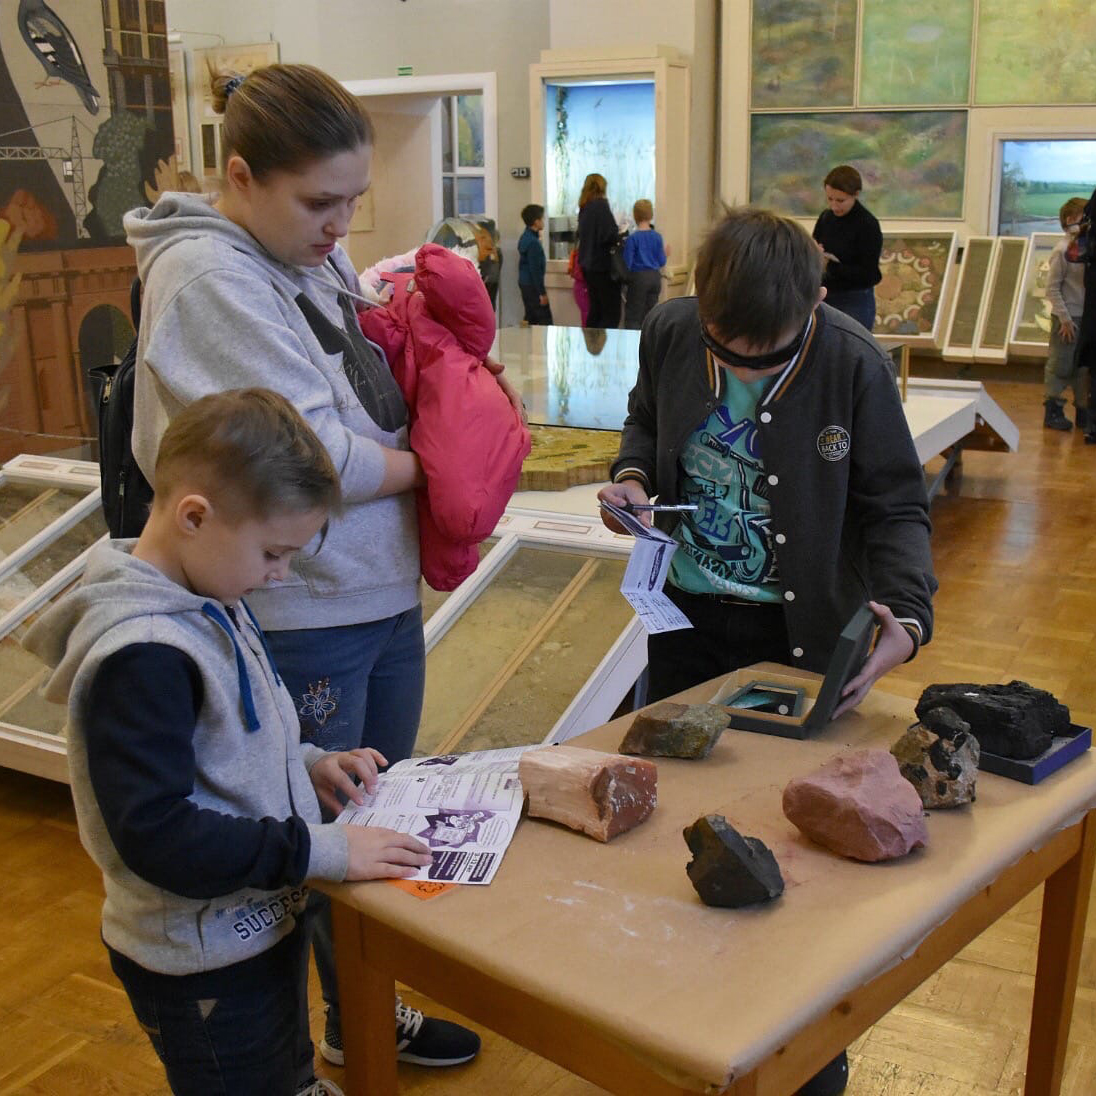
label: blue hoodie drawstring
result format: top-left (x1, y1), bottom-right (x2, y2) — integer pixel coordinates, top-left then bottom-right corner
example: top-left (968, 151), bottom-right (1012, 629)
top-left (201, 602), bottom-right (261, 733)
top-left (239, 600), bottom-right (282, 687)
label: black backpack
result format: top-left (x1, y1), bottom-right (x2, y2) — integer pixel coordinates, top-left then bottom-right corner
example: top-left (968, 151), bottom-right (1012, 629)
top-left (87, 278), bottom-right (154, 538)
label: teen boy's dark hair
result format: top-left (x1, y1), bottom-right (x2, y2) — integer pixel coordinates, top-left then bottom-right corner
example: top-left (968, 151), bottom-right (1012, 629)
top-left (695, 206), bottom-right (823, 348)
top-left (155, 388), bottom-right (343, 522)
top-left (521, 204), bottom-right (545, 227)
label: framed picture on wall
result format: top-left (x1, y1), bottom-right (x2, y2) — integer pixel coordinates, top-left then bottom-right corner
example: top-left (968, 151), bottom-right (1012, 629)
top-left (192, 42), bottom-right (280, 181)
top-left (873, 231), bottom-right (958, 347)
top-left (1010, 232), bottom-right (1061, 357)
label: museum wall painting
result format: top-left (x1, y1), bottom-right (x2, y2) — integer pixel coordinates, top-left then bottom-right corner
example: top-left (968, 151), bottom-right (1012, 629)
top-left (749, 110), bottom-right (967, 219)
top-left (872, 230), bottom-right (957, 345)
top-left (858, 0), bottom-right (972, 107)
top-left (750, 0), bottom-right (857, 110)
top-left (974, 0), bottom-right (1096, 105)
top-left (0, 0), bottom-right (176, 460)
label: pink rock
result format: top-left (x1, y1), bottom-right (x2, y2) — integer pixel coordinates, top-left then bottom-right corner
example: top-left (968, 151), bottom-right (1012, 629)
top-left (782, 749), bottom-right (928, 862)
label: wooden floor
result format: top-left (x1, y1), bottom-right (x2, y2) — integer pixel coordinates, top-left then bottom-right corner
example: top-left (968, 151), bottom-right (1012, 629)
top-left (1, 371), bottom-right (1095, 1095)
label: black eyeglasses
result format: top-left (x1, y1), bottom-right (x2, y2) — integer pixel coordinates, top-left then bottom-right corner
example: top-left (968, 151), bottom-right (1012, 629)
top-left (699, 317), bottom-right (811, 370)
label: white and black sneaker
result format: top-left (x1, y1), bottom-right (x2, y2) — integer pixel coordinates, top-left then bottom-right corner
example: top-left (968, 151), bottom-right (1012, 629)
top-left (319, 1000), bottom-right (480, 1069)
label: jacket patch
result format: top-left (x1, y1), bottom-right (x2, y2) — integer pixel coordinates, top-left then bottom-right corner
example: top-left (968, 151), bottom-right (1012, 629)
top-left (816, 425), bottom-right (851, 462)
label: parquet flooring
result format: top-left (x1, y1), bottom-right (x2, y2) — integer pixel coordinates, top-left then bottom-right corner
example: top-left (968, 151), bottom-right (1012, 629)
top-left (1, 370), bottom-right (1095, 1094)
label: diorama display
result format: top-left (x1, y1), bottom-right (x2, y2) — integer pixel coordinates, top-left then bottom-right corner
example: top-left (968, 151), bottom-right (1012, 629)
top-left (858, 0), bottom-right (972, 106)
top-left (873, 231), bottom-right (958, 345)
top-left (749, 110), bottom-right (967, 218)
top-left (542, 79), bottom-right (655, 252)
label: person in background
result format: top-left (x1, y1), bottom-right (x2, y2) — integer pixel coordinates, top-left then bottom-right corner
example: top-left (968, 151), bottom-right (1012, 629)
top-left (24, 389), bottom-right (434, 1096)
top-left (623, 198), bottom-right (667, 330)
top-left (812, 165), bottom-right (882, 333)
top-left (577, 172), bottom-right (622, 329)
top-left (1043, 196), bottom-right (1089, 431)
top-left (518, 203), bottom-right (552, 326)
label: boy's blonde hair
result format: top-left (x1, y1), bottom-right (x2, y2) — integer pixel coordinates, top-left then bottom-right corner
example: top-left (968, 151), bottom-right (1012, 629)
top-left (1060, 197), bottom-right (1088, 230)
top-left (154, 388), bottom-right (342, 522)
top-left (633, 199), bottom-right (653, 223)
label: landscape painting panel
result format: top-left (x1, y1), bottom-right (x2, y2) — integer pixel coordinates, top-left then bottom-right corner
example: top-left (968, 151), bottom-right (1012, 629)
top-left (997, 140), bottom-right (1096, 238)
top-left (751, 0), bottom-right (856, 109)
top-left (873, 232), bottom-right (955, 340)
top-left (1011, 232), bottom-right (1060, 350)
top-left (750, 111), bottom-right (967, 218)
top-left (975, 0), bottom-right (1096, 103)
top-left (859, 0), bottom-right (973, 106)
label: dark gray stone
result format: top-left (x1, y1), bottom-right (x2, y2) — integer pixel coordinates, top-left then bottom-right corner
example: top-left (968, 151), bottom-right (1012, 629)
top-left (916, 681), bottom-right (1071, 760)
top-left (683, 814), bottom-right (784, 908)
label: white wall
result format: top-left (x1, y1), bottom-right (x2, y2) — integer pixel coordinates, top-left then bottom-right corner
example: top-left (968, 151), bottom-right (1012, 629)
top-left (166, 0), bottom-right (550, 325)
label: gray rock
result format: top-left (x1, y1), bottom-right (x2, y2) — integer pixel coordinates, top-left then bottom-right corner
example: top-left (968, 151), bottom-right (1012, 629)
top-left (683, 814), bottom-right (784, 907)
top-left (621, 701), bottom-right (730, 759)
top-left (916, 681), bottom-right (1070, 760)
top-left (891, 721), bottom-right (979, 808)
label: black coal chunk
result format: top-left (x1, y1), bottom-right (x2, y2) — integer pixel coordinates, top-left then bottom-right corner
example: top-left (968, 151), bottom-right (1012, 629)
top-left (916, 682), bottom-right (1070, 760)
top-left (683, 814), bottom-right (784, 908)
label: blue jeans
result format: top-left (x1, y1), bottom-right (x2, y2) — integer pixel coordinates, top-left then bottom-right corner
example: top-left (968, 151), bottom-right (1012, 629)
top-left (825, 287), bottom-right (876, 332)
top-left (110, 929), bottom-right (310, 1096)
top-left (266, 609), bottom-right (426, 1039)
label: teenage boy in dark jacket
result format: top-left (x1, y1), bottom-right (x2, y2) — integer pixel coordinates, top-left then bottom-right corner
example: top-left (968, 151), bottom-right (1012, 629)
top-left (518, 203), bottom-right (552, 325)
top-left (599, 206), bottom-right (935, 715)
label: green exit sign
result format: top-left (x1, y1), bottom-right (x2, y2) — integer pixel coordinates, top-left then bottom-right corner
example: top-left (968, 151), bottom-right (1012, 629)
top-left (397, 66), bottom-right (413, 76)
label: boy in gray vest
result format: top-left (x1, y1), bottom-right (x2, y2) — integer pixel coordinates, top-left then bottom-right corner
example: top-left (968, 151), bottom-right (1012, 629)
top-left (25, 389), bottom-right (431, 1096)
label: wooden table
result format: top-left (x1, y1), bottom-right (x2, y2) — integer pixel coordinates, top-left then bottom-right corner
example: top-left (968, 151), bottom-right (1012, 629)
top-left (321, 668), bottom-right (1096, 1095)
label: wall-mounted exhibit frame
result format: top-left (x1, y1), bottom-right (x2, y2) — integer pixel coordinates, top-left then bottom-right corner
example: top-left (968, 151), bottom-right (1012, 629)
top-left (942, 237), bottom-right (997, 360)
top-left (873, 231), bottom-right (958, 347)
top-left (0, 454), bottom-right (106, 782)
top-left (529, 46), bottom-right (692, 310)
top-left (1010, 232), bottom-right (1060, 358)
top-left (974, 236), bottom-right (1030, 362)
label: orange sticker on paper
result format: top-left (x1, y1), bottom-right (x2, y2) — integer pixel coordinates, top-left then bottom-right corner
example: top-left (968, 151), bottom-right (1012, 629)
top-left (386, 879), bottom-right (456, 900)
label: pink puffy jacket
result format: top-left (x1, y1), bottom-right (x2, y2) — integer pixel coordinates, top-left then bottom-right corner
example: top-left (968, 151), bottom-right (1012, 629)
top-left (358, 244), bottom-right (530, 591)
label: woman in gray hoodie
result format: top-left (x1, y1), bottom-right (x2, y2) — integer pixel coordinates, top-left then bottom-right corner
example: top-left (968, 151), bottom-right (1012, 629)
top-left (125, 63), bottom-right (480, 1074)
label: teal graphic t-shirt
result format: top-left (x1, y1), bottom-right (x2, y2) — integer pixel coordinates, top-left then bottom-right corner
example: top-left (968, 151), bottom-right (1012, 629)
top-left (669, 373), bottom-right (781, 601)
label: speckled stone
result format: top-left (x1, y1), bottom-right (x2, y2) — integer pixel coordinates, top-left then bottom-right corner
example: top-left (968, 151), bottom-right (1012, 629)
top-left (891, 717), bottom-right (979, 808)
top-left (683, 814), bottom-right (784, 907)
top-left (620, 701), bottom-right (730, 759)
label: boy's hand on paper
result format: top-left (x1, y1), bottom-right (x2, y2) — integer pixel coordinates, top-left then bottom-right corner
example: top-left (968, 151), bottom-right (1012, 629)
top-left (344, 826), bottom-right (433, 881)
top-left (310, 748), bottom-right (388, 814)
top-left (597, 480), bottom-right (652, 531)
top-left (832, 601), bottom-right (914, 718)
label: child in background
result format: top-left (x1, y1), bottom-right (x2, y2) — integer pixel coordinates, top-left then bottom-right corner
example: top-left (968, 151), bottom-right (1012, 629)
top-left (623, 198), bottom-right (666, 329)
top-left (1044, 196), bottom-right (1089, 431)
top-left (24, 389), bottom-right (432, 1096)
top-left (518, 203), bottom-right (552, 325)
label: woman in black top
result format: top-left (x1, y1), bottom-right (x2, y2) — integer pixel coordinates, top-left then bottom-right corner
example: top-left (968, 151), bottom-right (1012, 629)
top-left (577, 172), bottom-right (621, 328)
top-left (812, 164), bottom-right (882, 332)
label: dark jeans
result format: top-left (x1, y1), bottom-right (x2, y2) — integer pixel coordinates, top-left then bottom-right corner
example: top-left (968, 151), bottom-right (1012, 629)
top-left (583, 267), bottom-right (622, 329)
top-left (266, 609), bottom-right (426, 1039)
top-left (520, 283), bottom-right (553, 325)
top-left (824, 287), bottom-right (876, 332)
top-left (624, 268), bottom-right (662, 329)
top-left (111, 928), bottom-right (310, 1096)
top-left (647, 585), bottom-right (791, 703)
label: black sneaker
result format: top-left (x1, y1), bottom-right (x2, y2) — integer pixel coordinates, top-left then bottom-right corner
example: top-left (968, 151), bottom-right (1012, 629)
top-left (319, 1001), bottom-right (481, 1068)
top-left (796, 1050), bottom-right (849, 1096)
top-left (1044, 400), bottom-right (1072, 431)
top-left (396, 999), bottom-right (481, 1067)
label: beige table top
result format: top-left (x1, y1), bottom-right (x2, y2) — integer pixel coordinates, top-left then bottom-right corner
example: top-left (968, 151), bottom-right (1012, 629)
top-left (328, 668), bottom-right (1096, 1091)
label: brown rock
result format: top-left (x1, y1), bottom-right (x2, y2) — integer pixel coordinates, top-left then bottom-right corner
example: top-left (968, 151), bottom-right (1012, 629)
top-left (891, 722), bottom-right (979, 808)
top-left (519, 745), bottom-right (657, 842)
top-left (782, 749), bottom-right (928, 862)
top-left (620, 701), bottom-right (730, 759)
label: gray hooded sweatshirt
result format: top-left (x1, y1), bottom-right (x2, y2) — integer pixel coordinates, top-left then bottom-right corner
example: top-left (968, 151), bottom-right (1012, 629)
top-left (25, 542), bottom-right (349, 975)
top-left (125, 193), bottom-right (419, 631)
